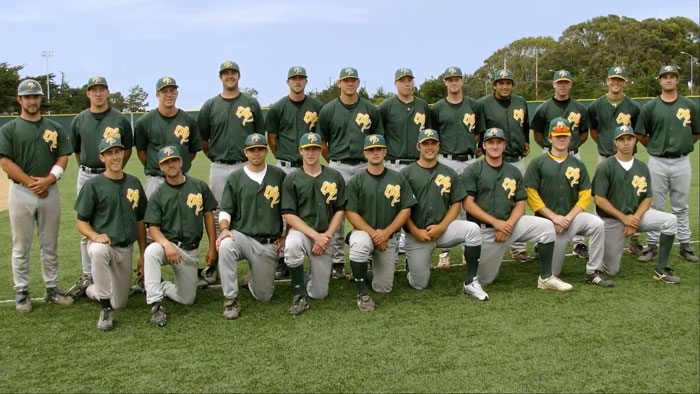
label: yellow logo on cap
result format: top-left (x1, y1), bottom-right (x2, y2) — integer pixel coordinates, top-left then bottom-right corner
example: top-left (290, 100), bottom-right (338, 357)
top-left (92, 77), bottom-right (102, 83)
top-left (499, 70), bottom-right (509, 78)
top-left (187, 193), bottom-right (203, 215)
top-left (414, 112), bottom-right (426, 130)
top-left (369, 135), bottom-right (380, 144)
top-left (251, 134), bottom-right (261, 142)
top-left (384, 184), bottom-right (401, 207)
top-left (43, 129), bottom-right (58, 151)
top-left (307, 134), bottom-right (318, 143)
top-left (676, 108), bottom-right (691, 127)
top-left (664, 66), bottom-right (674, 72)
top-left (320, 181), bottom-right (338, 204)
top-left (103, 127), bottom-right (121, 139)
top-left (559, 71), bottom-right (568, 77)
top-left (224, 61), bottom-right (233, 68)
top-left (632, 175), bottom-right (647, 196)
top-left (264, 185), bottom-right (280, 208)
top-left (614, 67), bottom-right (623, 74)
top-left (619, 125), bottom-right (631, 132)
top-left (463, 113), bottom-right (476, 132)
top-left (616, 113), bottom-right (632, 126)
top-left (553, 121), bottom-right (570, 134)
top-left (345, 68), bottom-right (355, 75)
top-left (355, 113), bottom-right (371, 132)
top-left (162, 77), bottom-right (172, 84)
top-left (126, 188), bottom-right (139, 209)
top-left (567, 112), bottom-right (581, 127)
top-left (236, 106), bottom-right (254, 125)
top-left (513, 108), bottom-right (525, 126)
top-left (565, 167), bottom-right (580, 187)
top-left (28, 82), bottom-right (36, 88)
top-left (424, 129), bottom-right (435, 136)
top-left (435, 174), bottom-right (451, 195)
top-left (173, 125), bottom-right (190, 144)
top-left (104, 136), bottom-right (116, 144)
top-left (502, 178), bottom-right (517, 199)
top-left (303, 111), bottom-right (318, 129)
top-left (293, 67), bottom-right (302, 74)
top-left (163, 147), bottom-right (174, 156)
top-left (447, 67), bottom-right (457, 75)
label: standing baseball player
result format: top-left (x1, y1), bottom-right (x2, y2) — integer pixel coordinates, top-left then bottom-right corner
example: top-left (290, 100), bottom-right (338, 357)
top-left (587, 66), bottom-right (644, 256)
top-left (592, 126), bottom-right (680, 283)
top-left (217, 133), bottom-right (287, 319)
top-left (346, 134), bottom-right (416, 309)
top-left (400, 129), bottom-right (487, 299)
top-left (317, 67), bottom-right (384, 279)
top-left (462, 128), bottom-right (572, 292)
top-left (635, 65), bottom-right (700, 263)
top-left (265, 66), bottom-right (323, 279)
top-left (143, 146), bottom-right (218, 327)
top-left (74, 136), bottom-right (147, 331)
top-left (477, 69), bottom-right (531, 263)
top-left (281, 132), bottom-right (346, 315)
top-left (0, 79), bottom-right (74, 313)
top-left (524, 118), bottom-right (611, 286)
top-left (66, 76), bottom-right (134, 299)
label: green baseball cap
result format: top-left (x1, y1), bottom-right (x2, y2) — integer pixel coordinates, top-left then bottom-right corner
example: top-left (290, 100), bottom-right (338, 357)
top-left (483, 127), bottom-right (506, 142)
top-left (658, 65), bottom-right (679, 78)
top-left (553, 69), bottom-right (572, 82)
top-left (494, 69), bottom-right (515, 83)
top-left (364, 134), bottom-right (386, 150)
top-left (288, 66), bottom-right (307, 79)
top-left (339, 67), bottom-right (359, 80)
top-left (220, 61), bottom-right (240, 74)
top-left (549, 117), bottom-right (572, 137)
top-left (158, 145), bottom-right (181, 164)
top-left (417, 128), bottom-right (440, 143)
top-left (99, 136), bottom-right (124, 153)
top-left (614, 125), bottom-right (635, 139)
top-left (299, 132), bottom-right (322, 148)
top-left (245, 133), bottom-right (268, 150)
top-left (87, 76), bottom-right (108, 89)
top-left (395, 67), bottom-right (414, 81)
top-left (442, 66), bottom-right (463, 79)
top-left (156, 76), bottom-right (178, 92)
top-left (607, 66), bottom-right (627, 81)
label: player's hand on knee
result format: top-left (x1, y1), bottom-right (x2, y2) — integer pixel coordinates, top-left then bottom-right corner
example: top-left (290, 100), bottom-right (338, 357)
top-left (425, 224), bottom-right (445, 240)
top-left (311, 243), bottom-right (326, 256)
top-left (275, 236), bottom-right (286, 253)
top-left (372, 228), bottom-right (390, 246)
top-left (412, 229), bottom-right (431, 242)
top-left (376, 240), bottom-right (388, 251)
top-left (164, 243), bottom-right (181, 264)
top-left (554, 224), bottom-right (566, 233)
top-left (622, 214), bottom-right (640, 229)
top-left (313, 233), bottom-right (331, 250)
top-left (92, 233), bottom-right (111, 244)
top-left (495, 231), bottom-right (509, 243)
top-left (216, 229), bottom-right (234, 250)
top-left (493, 220), bottom-right (513, 236)
top-left (552, 215), bottom-right (570, 230)
top-left (623, 225), bottom-right (636, 238)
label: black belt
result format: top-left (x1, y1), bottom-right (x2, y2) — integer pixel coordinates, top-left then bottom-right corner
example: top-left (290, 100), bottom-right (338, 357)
top-left (331, 159), bottom-right (363, 166)
top-left (278, 160), bottom-right (301, 168)
top-left (112, 242), bottom-right (132, 248)
top-left (80, 165), bottom-right (105, 174)
top-left (504, 156), bottom-right (523, 163)
top-left (174, 241), bottom-right (198, 251)
top-left (660, 153), bottom-right (686, 159)
top-left (253, 236), bottom-right (279, 245)
top-left (388, 159), bottom-right (415, 165)
top-left (441, 153), bottom-right (474, 161)
top-left (214, 160), bottom-right (245, 165)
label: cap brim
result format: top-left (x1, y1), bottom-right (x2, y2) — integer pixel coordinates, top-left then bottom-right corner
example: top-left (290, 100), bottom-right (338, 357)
top-left (159, 156), bottom-right (182, 164)
top-left (550, 131), bottom-right (572, 137)
top-left (220, 68), bottom-right (239, 73)
top-left (100, 144), bottom-right (125, 153)
top-left (157, 84), bottom-right (178, 91)
top-left (299, 143), bottom-right (322, 149)
top-left (614, 132), bottom-right (635, 139)
top-left (608, 75), bottom-right (627, 81)
top-left (553, 78), bottom-right (572, 82)
top-left (418, 137), bottom-right (439, 143)
top-left (88, 84), bottom-right (108, 89)
top-left (339, 76), bottom-right (359, 81)
top-left (364, 144), bottom-right (386, 150)
top-left (658, 72), bottom-right (679, 78)
top-left (395, 74), bottom-right (414, 81)
top-left (245, 144), bottom-right (267, 150)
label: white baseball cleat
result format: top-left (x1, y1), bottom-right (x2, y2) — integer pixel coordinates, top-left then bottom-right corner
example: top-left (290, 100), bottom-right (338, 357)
top-left (463, 277), bottom-right (489, 301)
top-left (437, 252), bottom-right (451, 269)
top-left (537, 275), bottom-right (573, 292)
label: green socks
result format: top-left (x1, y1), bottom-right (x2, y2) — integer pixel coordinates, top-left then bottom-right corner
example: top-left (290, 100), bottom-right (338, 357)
top-left (290, 265), bottom-right (306, 297)
top-left (463, 245), bottom-right (481, 282)
top-left (350, 261), bottom-right (368, 295)
top-left (537, 242), bottom-right (554, 278)
top-left (656, 233), bottom-right (675, 271)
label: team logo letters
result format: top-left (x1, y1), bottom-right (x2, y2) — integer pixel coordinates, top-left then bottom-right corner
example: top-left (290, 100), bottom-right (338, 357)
top-left (236, 106), bottom-right (254, 125)
top-left (384, 184), bottom-right (401, 207)
top-left (502, 178), bottom-right (517, 199)
top-left (435, 175), bottom-right (451, 195)
top-left (320, 181), bottom-right (338, 204)
top-left (632, 175), bottom-right (647, 196)
top-left (565, 167), bottom-right (580, 187)
top-left (126, 188), bottom-right (139, 209)
top-left (173, 125), bottom-right (190, 144)
top-left (187, 193), bottom-right (204, 215)
top-left (355, 113), bottom-right (371, 132)
top-left (264, 185), bottom-right (281, 208)
top-left (43, 129), bottom-right (58, 151)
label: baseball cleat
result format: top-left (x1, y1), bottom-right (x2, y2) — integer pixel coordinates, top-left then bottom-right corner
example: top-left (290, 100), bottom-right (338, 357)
top-left (512, 251), bottom-right (530, 263)
top-left (15, 291), bottom-right (31, 314)
top-left (203, 264), bottom-right (218, 285)
top-left (65, 274), bottom-right (93, 298)
top-left (275, 257), bottom-right (289, 280)
top-left (586, 271), bottom-right (615, 287)
top-left (654, 267), bottom-right (680, 284)
top-left (637, 245), bottom-right (657, 262)
top-left (289, 295), bottom-right (309, 316)
top-left (44, 287), bottom-right (74, 306)
top-left (463, 277), bottom-right (489, 301)
top-left (150, 303), bottom-right (167, 327)
top-left (537, 275), bottom-right (573, 292)
top-left (356, 294), bottom-right (375, 312)
top-left (573, 243), bottom-right (590, 259)
top-left (679, 248), bottom-right (700, 263)
top-left (97, 307), bottom-right (114, 332)
top-left (223, 298), bottom-right (241, 320)
top-left (437, 252), bottom-right (451, 269)
top-left (130, 278), bottom-right (145, 295)
top-left (628, 237), bottom-right (645, 256)
top-left (331, 263), bottom-right (346, 280)
top-left (239, 274), bottom-right (251, 289)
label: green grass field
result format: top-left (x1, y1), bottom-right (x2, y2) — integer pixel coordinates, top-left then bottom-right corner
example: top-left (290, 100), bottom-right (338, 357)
top-left (0, 141), bottom-right (698, 393)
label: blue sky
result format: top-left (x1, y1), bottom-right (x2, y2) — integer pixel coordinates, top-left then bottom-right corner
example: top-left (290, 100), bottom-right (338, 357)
top-left (2, 0), bottom-right (698, 110)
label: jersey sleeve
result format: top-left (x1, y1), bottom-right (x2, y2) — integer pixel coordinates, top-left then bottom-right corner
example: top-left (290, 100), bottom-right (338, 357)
top-left (587, 101), bottom-right (599, 130)
top-left (378, 100), bottom-right (390, 132)
top-left (135, 181), bottom-right (147, 221)
top-left (591, 161), bottom-right (610, 197)
top-left (264, 104), bottom-right (280, 135)
top-left (55, 123), bottom-right (73, 157)
top-left (70, 116), bottom-right (81, 153)
top-left (635, 101), bottom-right (653, 136)
top-left (120, 115), bottom-right (134, 149)
top-left (369, 103), bottom-right (384, 135)
top-left (201, 181), bottom-right (217, 212)
top-left (0, 123), bottom-right (12, 159)
top-left (449, 170), bottom-right (467, 204)
top-left (523, 157), bottom-right (540, 189)
top-left (133, 116), bottom-right (148, 151)
top-left (399, 174), bottom-right (417, 210)
top-left (578, 106), bottom-right (590, 134)
top-left (690, 99), bottom-right (700, 135)
top-left (316, 104), bottom-right (332, 141)
top-left (333, 174), bottom-right (346, 212)
top-left (219, 175), bottom-right (236, 217)
top-left (280, 174), bottom-right (298, 215)
top-left (197, 100), bottom-right (212, 141)
top-left (74, 181), bottom-right (97, 222)
top-left (252, 99), bottom-right (265, 134)
top-left (462, 165), bottom-right (478, 197)
top-left (143, 188), bottom-right (162, 226)
top-left (345, 176), bottom-right (360, 213)
top-left (630, 100), bottom-right (641, 128)
top-left (530, 105), bottom-right (546, 133)
top-left (514, 170), bottom-right (527, 201)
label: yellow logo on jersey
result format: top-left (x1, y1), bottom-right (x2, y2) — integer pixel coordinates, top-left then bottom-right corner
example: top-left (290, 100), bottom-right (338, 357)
top-left (303, 111), bottom-right (319, 129)
top-left (565, 167), bottom-right (580, 187)
top-left (187, 193), bottom-right (204, 215)
top-left (42, 129), bottom-right (58, 151)
top-left (173, 125), bottom-right (190, 144)
top-left (676, 108), bottom-right (691, 127)
top-left (567, 112), bottom-right (581, 127)
top-left (320, 181), bottom-right (338, 204)
top-left (126, 188), bottom-right (139, 210)
top-left (263, 185), bottom-right (280, 208)
top-left (502, 178), bottom-right (517, 199)
top-left (434, 175), bottom-right (451, 196)
top-left (384, 184), bottom-right (401, 207)
top-left (103, 127), bottom-right (121, 139)
top-left (463, 113), bottom-right (476, 132)
top-left (513, 109), bottom-right (525, 127)
top-left (355, 113), bottom-right (371, 132)
top-left (616, 113), bottom-right (632, 126)
top-left (632, 175), bottom-right (647, 196)
top-left (236, 106), bottom-right (254, 125)
top-left (414, 112), bottom-right (426, 130)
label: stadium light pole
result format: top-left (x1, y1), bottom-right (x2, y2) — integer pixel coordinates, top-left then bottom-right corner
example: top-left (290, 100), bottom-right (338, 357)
top-left (680, 51), bottom-right (696, 94)
top-left (41, 50), bottom-right (53, 101)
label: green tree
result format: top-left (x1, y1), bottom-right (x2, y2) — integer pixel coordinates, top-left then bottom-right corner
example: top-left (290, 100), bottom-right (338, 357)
top-left (416, 76), bottom-right (446, 104)
top-left (241, 87), bottom-right (258, 98)
top-left (369, 86), bottom-right (394, 105)
top-left (109, 92), bottom-right (127, 111)
top-left (0, 62), bottom-right (23, 114)
top-left (126, 85), bottom-right (149, 112)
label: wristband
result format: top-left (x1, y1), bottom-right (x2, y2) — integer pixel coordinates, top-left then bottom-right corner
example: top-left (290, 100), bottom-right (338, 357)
top-left (50, 165), bottom-right (64, 181)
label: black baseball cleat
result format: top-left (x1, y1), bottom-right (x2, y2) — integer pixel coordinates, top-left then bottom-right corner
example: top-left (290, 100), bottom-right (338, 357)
top-left (573, 243), bottom-right (589, 259)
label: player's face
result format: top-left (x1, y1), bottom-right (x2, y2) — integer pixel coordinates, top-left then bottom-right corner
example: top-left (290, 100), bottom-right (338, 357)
top-left (287, 76), bottom-right (307, 95)
top-left (159, 157), bottom-right (183, 178)
top-left (549, 134), bottom-right (571, 152)
top-left (363, 147), bottom-right (386, 165)
top-left (606, 77), bottom-right (626, 94)
top-left (17, 95), bottom-right (42, 115)
top-left (659, 74), bottom-right (678, 92)
top-left (220, 70), bottom-right (240, 91)
top-left (614, 134), bottom-right (636, 155)
top-left (99, 147), bottom-right (124, 171)
top-left (553, 80), bottom-right (572, 98)
top-left (494, 80), bottom-right (513, 99)
top-left (337, 78), bottom-right (359, 96)
top-left (395, 76), bottom-right (414, 97)
top-left (443, 76), bottom-right (463, 95)
top-left (87, 86), bottom-right (109, 108)
top-left (417, 139), bottom-right (439, 161)
top-left (244, 146), bottom-right (267, 166)
top-left (299, 146), bottom-right (321, 166)
top-left (483, 138), bottom-right (506, 159)
top-left (157, 87), bottom-right (178, 109)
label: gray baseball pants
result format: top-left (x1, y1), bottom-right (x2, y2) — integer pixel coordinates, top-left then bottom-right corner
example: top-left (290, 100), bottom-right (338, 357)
top-left (219, 231), bottom-right (278, 302)
top-left (285, 228), bottom-right (333, 299)
top-left (349, 231), bottom-right (400, 294)
top-left (646, 155), bottom-right (692, 244)
top-left (76, 169), bottom-right (101, 276)
top-left (144, 242), bottom-right (199, 305)
top-left (551, 212), bottom-right (605, 276)
top-left (86, 242), bottom-right (133, 308)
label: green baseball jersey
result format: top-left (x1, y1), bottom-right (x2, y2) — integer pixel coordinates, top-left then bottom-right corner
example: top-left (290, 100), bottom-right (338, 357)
top-left (378, 96), bottom-right (430, 160)
top-left (429, 97), bottom-right (480, 156)
top-left (477, 94), bottom-right (529, 159)
top-left (587, 95), bottom-right (640, 156)
top-left (143, 176), bottom-right (217, 246)
top-left (0, 117), bottom-right (73, 177)
top-left (266, 95), bottom-right (324, 165)
top-left (462, 160), bottom-right (527, 226)
top-left (281, 166), bottom-right (346, 232)
top-left (531, 97), bottom-right (590, 151)
top-left (635, 95), bottom-right (700, 157)
top-left (592, 157), bottom-right (652, 219)
top-left (70, 108), bottom-right (134, 169)
top-left (346, 168), bottom-right (417, 230)
top-left (317, 97), bottom-right (384, 161)
top-left (198, 94), bottom-right (265, 162)
top-left (220, 165), bottom-right (286, 237)
top-left (134, 109), bottom-right (202, 176)
top-left (400, 162), bottom-right (465, 229)
top-left (524, 153), bottom-right (591, 215)
top-left (75, 173), bottom-right (146, 246)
